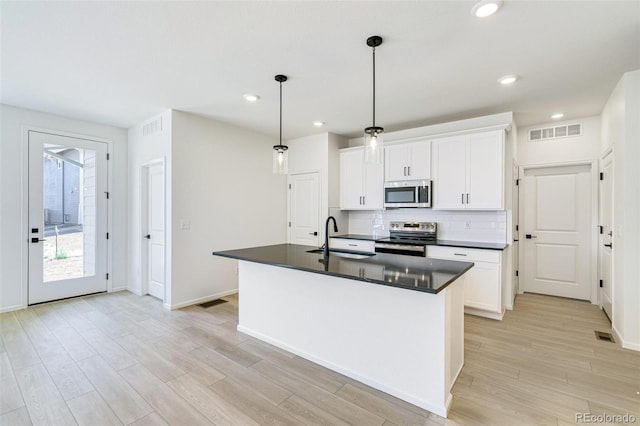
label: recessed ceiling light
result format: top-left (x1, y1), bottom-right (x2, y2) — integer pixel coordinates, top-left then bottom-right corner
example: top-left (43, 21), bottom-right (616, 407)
top-left (498, 75), bottom-right (519, 85)
top-left (551, 113), bottom-right (564, 119)
top-left (471, 0), bottom-right (503, 18)
top-left (243, 94), bottom-right (259, 102)
top-left (313, 121), bottom-right (325, 127)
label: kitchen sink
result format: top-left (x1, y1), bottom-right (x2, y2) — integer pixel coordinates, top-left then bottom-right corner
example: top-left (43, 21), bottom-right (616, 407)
top-left (306, 249), bottom-right (375, 260)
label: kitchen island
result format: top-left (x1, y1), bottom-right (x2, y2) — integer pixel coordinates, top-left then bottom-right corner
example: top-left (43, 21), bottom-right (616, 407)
top-left (212, 244), bottom-right (473, 417)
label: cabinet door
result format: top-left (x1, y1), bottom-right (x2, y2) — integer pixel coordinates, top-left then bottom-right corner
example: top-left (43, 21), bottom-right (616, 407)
top-left (340, 150), bottom-right (364, 210)
top-left (432, 136), bottom-right (467, 210)
top-left (464, 262), bottom-right (501, 313)
top-left (467, 131), bottom-right (504, 210)
top-left (363, 162), bottom-right (384, 209)
top-left (384, 144), bottom-right (409, 181)
top-left (407, 141), bottom-right (431, 180)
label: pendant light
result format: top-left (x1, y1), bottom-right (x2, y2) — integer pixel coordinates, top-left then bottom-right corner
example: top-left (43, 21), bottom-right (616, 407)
top-left (364, 35), bottom-right (384, 164)
top-left (273, 74), bottom-right (289, 174)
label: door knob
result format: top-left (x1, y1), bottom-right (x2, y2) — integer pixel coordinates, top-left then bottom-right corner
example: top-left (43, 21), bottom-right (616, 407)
top-left (31, 237), bottom-right (45, 243)
top-left (525, 234), bottom-right (537, 239)
top-left (604, 243), bottom-right (613, 248)
top-left (309, 232), bottom-right (318, 236)
top-left (144, 234), bottom-right (151, 240)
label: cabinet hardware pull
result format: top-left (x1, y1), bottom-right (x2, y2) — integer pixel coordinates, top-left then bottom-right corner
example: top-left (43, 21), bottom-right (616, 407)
top-left (461, 193), bottom-right (464, 204)
top-left (408, 166), bottom-right (411, 176)
top-left (348, 244), bottom-right (357, 247)
top-left (466, 193), bottom-right (469, 204)
top-left (403, 166), bottom-right (407, 176)
top-left (454, 253), bottom-right (467, 256)
top-left (362, 195), bottom-right (365, 205)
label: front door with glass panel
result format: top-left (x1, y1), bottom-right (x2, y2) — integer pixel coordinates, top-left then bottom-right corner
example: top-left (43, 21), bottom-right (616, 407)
top-left (28, 131), bottom-right (108, 304)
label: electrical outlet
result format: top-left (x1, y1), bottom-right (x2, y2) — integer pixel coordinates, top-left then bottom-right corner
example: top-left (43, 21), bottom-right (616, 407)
top-left (180, 220), bottom-right (191, 230)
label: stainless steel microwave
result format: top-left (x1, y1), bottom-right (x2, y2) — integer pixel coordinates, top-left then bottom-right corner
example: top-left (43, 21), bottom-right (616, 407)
top-left (384, 180), bottom-right (431, 208)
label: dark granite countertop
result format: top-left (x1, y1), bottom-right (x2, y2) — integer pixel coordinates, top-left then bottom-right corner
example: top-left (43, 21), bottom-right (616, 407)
top-left (212, 244), bottom-right (473, 294)
top-left (330, 234), bottom-right (508, 250)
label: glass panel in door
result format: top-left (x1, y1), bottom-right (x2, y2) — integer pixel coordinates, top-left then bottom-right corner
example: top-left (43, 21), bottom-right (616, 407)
top-left (42, 145), bottom-right (96, 282)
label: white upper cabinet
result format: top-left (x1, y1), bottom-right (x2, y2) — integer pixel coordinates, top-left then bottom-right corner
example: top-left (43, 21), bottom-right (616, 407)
top-left (340, 148), bottom-right (384, 210)
top-left (384, 140), bottom-right (431, 182)
top-left (467, 132), bottom-right (504, 209)
top-left (432, 130), bottom-right (504, 210)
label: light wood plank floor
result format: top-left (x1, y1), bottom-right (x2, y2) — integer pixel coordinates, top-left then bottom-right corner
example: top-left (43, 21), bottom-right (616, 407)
top-left (1, 291), bottom-right (638, 425)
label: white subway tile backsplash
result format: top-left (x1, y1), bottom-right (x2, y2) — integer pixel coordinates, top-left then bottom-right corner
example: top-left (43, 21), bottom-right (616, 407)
top-left (348, 209), bottom-right (507, 243)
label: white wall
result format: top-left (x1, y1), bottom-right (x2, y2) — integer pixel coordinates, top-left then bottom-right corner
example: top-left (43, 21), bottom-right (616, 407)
top-left (170, 110), bottom-right (287, 309)
top-left (601, 70), bottom-right (640, 350)
top-left (127, 110), bottom-right (173, 303)
top-left (517, 116), bottom-right (601, 165)
top-left (287, 132), bottom-right (347, 244)
top-left (0, 104), bottom-right (128, 312)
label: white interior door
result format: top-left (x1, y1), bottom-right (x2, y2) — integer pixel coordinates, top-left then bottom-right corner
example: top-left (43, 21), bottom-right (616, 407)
top-left (522, 164), bottom-right (592, 300)
top-left (28, 131), bottom-right (108, 304)
top-left (144, 162), bottom-right (165, 300)
top-left (289, 172), bottom-right (320, 246)
top-left (600, 154), bottom-right (613, 318)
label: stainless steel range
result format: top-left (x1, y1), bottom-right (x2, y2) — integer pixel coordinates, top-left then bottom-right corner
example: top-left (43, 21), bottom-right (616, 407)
top-left (374, 221), bottom-right (437, 257)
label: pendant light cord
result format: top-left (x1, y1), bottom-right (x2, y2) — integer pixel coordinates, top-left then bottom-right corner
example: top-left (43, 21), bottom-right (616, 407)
top-left (279, 80), bottom-right (283, 146)
top-left (372, 46), bottom-right (376, 128)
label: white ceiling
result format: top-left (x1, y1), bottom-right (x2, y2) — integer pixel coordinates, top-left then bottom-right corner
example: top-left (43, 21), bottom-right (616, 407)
top-left (1, 1), bottom-right (639, 139)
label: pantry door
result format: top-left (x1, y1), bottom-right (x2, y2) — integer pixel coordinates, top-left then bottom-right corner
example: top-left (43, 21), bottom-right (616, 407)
top-left (289, 172), bottom-right (320, 246)
top-left (522, 164), bottom-right (592, 300)
top-left (28, 131), bottom-right (108, 304)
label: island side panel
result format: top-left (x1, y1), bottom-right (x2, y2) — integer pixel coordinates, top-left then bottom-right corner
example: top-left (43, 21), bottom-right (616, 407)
top-left (237, 260), bottom-right (464, 417)
top-left (445, 274), bottom-right (465, 395)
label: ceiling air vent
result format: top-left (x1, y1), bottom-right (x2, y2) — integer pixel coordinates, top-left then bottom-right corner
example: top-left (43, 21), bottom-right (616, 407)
top-left (142, 117), bottom-right (163, 137)
top-left (529, 123), bottom-right (582, 141)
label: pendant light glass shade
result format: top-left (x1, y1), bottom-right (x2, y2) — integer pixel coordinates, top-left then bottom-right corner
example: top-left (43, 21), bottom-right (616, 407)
top-left (364, 126), bottom-right (384, 164)
top-left (273, 74), bottom-right (289, 175)
top-left (272, 145), bottom-right (288, 174)
top-left (364, 35), bottom-right (384, 164)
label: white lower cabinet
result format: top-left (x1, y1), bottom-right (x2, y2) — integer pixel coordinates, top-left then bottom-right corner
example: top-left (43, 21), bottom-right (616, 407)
top-left (329, 238), bottom-right (375, 253)
top-left (427, 246), bottom-right (504, 320)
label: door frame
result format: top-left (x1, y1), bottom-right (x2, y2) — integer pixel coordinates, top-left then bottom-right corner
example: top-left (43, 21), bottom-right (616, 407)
top-left (598, 148), bottom-right (614, 317)
top-left (518, 159), bottom-right (599, 304)
top-left (287, 170), bottom-right (322, 246)
top-left (140, 158), bottom-right (166, 301)
top-left (20, 125), bottom-right (113, 310)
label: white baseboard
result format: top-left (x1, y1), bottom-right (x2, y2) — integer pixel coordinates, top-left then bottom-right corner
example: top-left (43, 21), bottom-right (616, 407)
top-left (237, 325), bottom-right (451, 418)
top-left (0, 304), bottom-right (25, 313)
top-left (127, 286), bottom-right (144, 296)
top-left (110, 286), bottom-right (126, 293)
top-left (465, 307), bottom-right (504, 320)
top-left (612, 325), bottom-right (640, 352)
top-left (164, 289), bottom-right (238, 310)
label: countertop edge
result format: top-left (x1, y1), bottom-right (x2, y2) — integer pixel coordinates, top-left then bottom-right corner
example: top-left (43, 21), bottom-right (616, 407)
top-left (212, 251), bottom-right (474, 294)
